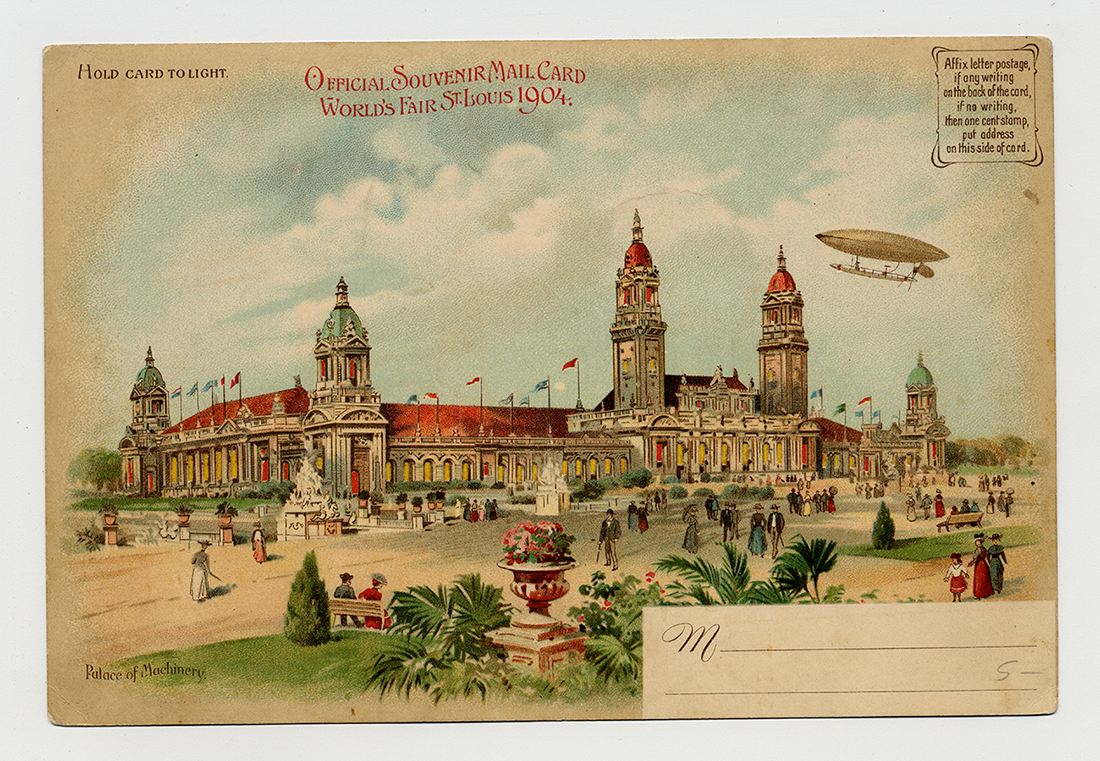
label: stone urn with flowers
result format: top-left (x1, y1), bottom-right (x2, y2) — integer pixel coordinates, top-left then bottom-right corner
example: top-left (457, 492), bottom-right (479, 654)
top-left (489, 521), bottom-right (587, 674)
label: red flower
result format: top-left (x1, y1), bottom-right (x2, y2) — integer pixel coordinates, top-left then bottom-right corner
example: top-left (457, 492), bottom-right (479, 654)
top-left (600, 599), bottom-right (613, 610)
top-left (576, 614), bottom-right (585, 622)
top-left (645, 571), bottom-right (656, 582)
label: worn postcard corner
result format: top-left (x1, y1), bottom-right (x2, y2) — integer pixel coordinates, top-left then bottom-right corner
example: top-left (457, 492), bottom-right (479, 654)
top-left (44, 37), bottom-right (1054, 725)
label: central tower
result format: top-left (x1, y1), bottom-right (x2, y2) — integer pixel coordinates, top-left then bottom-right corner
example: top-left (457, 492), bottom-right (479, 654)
top-left (758, 247), bottom-right (809, 416)
top-left (611, 210), bottom-right (667, 410)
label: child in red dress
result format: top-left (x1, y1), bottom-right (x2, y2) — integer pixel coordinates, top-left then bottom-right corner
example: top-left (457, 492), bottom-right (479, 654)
top-left (944, 552), bottom-right (969, 602)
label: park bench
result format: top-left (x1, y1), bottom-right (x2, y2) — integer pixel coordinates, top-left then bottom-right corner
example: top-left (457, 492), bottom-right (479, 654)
top-left (936, 512), bottom-right (984, 533)
top-left (329, 598), bottom-right (388, 628)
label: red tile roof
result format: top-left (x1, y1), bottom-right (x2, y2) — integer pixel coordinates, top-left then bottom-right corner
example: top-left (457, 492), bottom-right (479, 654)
top-left (380, 403), bottom-right (575, 438)
top-left (163, 386), bottom-right (311, 434)
top-left (624, 241), bottom-right (652, 268)
top-left (814, 416), bottom-right (863, 443)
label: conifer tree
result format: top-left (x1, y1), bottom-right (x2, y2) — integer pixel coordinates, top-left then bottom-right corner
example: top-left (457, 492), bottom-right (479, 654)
top-left (871, 500), bottom-right (895, 550)
top-left (284, 550), bottom-right (331, 646)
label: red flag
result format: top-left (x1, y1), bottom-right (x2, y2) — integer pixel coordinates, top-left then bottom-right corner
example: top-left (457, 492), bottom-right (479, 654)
top-left (562, 358), bottom-right (578, 371)
top-left (466, 377), bottom-right (480, 385)
top-left (220, 375), bottom-right (225, 387)
top-left (423, 392), bottom-right (438, 400)
top-left (230, 372), bottom-right (241, 388)
top-left (858, 397), bottom-right (871, 405)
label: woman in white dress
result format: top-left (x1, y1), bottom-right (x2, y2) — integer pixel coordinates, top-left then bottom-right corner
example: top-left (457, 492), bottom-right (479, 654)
top-left (190, 540), bottom-right (212, 602)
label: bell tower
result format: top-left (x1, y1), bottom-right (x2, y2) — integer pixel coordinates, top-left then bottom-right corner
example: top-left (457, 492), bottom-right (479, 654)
top-left (610, 210), bottom-right (667, 410)
top-left (758, 247), bottom-right (809, 417)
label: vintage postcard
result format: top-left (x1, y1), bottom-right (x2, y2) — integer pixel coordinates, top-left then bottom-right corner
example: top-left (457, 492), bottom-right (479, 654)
top-left (44, 37), bottom-right (1055, 724)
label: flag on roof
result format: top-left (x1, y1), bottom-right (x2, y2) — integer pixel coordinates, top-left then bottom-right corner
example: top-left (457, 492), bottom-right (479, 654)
top-left (466, 377), bottom-right (480, 385)
top-left (171, 387), bottom-right (182, 399)
top-left (562, 358), bottom-right (578, 371)
top-left (854, 410), bottom-right (864, 418)
top-left (833, 403), bottom-right (846, 415)
top-left (499, 393), bottom-right (513, 405)
top-left (202, 379), bottom-right (216, 392)
top-left (532, 379), bottom-right (549, 392)
top-left (406, 394), bottom-right (418, 404)
top-left (810, 388), bottom-right (822, 399)
top-left (519, 396), bottom-right (530, 406)
top-left (858, 396), bottom-right (871, 405)
top-left (423, 392), bottom-right (438, 400)
top-left (186, 382), bottom-right (198, 396)
top-left (219, 376), bottom-right (225, 387)
top-left (230, 372), bottom-right (241, 389)
top-left (872, 410), bottom-right (880, 420)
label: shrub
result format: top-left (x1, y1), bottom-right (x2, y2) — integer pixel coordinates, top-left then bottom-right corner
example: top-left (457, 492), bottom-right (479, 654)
top-left (617, 468), bottom-right (654, 489)
top-left (721, 483), bottom-right (744, 499)
top-left (396, 492), bottom-right (408, 505)
top-left (467, 481), bottom-right (483, 491)
top-left (283, 551), bottom-right (330, 646)
top-left (871, 501), bottom-right (896, 550)
top-left (490, 481), bottom-right (505, 490)
top-left (668, 485), bottom-right (688, 499)
top-left (596, 477), bottom-right (617, 491)
top-left (692, 487), bottom-right (716, 499)
top-left (369, 487), bottom-right (384, 505)
top-left (699, 473), bottom-right (711, 482)
top-left (571, 480), bottom-right (606, 503)
top-left (567, 477), bottom-right (583, 488)
top-left (411, 496), bottom-right (424, 508)
top-left (711, 472), bottom-right (729, 482)
top-left (663, 476), bottom-right (680, 484)
top-left (511, 493), bottom-right (536, 505)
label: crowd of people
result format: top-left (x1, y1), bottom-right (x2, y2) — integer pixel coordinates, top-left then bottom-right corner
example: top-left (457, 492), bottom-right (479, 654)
top-left (460, 497), bottom-right (499, 522)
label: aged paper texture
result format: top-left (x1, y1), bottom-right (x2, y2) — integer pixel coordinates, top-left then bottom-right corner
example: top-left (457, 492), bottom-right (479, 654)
top-left (44, 37), bottom-right (1055, 725)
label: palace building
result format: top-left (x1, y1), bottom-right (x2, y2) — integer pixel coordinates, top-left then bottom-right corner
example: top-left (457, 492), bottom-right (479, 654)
top-left (118, 212), bottom-right (948, 501)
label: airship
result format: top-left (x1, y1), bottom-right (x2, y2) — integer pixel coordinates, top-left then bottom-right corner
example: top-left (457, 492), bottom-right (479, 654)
top-left (816, 229), bottom-right (949, 285)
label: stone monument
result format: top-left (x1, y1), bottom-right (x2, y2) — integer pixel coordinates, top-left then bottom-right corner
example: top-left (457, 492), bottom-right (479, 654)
top-left (534, 454), bottom-right (570, 516)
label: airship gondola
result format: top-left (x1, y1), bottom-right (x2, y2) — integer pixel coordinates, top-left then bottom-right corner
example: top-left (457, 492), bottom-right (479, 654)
top-left (816, 229), bottom-right (948, 285)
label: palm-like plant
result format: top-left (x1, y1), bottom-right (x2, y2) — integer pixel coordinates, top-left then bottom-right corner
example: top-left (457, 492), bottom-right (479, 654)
top-left (770, 534), bottom-right (839, 603)
top-left (585, 631), bottom-right (643, 684)
top-left (655, 543), bottom-right (753, 605)
top-left (364, 635), bottom-right (445, 699)
top-left (389, 574), bottom-right (512, 661)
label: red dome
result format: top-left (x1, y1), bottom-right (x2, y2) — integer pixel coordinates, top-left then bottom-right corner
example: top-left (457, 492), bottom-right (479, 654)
top-left (624, 241), bottom-right (652, 268)
top-left (767, 269), bottom-right (796, 292)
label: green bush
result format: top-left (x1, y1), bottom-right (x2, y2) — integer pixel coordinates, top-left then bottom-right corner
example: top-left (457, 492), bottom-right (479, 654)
top-left (692, 487), bottom-right (716, 499)
top-left (617, 468), bottom-right (654, 489)
top-left (663, 476), bottom-right (680, 484)
top-left (721, 483), bottom-right (744, 499)
top-left (571, 480), bottom-right (606, 503)
top-left (871, 501), bottom-right (896, 550)
top-left (668, 485), bottom-right (688, 499)
top-left (396, 492), bottom-right (408, 505)
top-left (490, 481), bottom-right (505, 490)
top-left (511, 493), bottom-right (536, 505)
top-left (699, 473), bottom-right (711, 482)
top-left (283, 551), bottom-right (331, 646)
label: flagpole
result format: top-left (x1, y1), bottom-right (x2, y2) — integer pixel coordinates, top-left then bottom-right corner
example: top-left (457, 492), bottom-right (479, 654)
top-left (509, 395), bottom-right (514, 436)
top-left (416, 397), bottom-right (421, 437)
top-left (546, 376), bottom-right (551, 437)
top-left (195, 383), bottom-right (200, 417)
top-left (221, 380), bottom-right (226, 423)
top-left (575, 360), bottom-right (582, 411)
top-left (479, 378), bottom-right (484, 436)
top-left (435, 395), bottom-right (440, 436)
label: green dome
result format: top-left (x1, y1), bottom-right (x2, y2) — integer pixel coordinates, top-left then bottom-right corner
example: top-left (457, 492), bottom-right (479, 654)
top-left (135, 347), bottom-right (165, 391)
top-left (318, 277), bottom-right (364, 340)
top-left (907, 355), bottom-right (934, 387)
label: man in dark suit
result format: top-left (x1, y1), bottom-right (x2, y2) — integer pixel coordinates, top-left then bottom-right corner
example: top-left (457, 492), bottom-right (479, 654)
top-left (598, 509), bottom-right (621, 571)
top-left (720, 503), bottom-right (735, 542)
top-left (766, 504), bottom-right (786, 559)
top-left (333, 572), bottom-right (360, 627)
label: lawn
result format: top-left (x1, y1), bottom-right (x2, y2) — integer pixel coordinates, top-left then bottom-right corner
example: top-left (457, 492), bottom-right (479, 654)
top-left (113, 630), bottom-right (389, 701)
top-left (68, 495), bottom-right (272, 512)
top-left (839, 524), bottom-right (1041, 562)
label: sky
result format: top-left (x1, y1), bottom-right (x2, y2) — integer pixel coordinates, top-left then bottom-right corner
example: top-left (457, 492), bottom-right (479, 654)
top-left (53, 39), bottom-right (1052, 451)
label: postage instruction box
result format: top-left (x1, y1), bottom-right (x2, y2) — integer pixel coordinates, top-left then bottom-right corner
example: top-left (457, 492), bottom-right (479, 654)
top-left (44, 38), bottom-right (1054, 724)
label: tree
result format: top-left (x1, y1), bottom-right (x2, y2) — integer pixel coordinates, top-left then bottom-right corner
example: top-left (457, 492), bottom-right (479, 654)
top-left (284, 551), bottom-right (331, 646)
top-left (68, 447), bottom-right (122, 491)
top-left (871, 501), bottom-right (895, 550)
top-left (771, 534), bottom-right (839, 603)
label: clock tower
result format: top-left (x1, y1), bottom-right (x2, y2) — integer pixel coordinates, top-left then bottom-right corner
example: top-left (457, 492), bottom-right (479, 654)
top-left (758, 247), bottom-right (809, 417)
top-left (611, 210), bottom-right (667, 410)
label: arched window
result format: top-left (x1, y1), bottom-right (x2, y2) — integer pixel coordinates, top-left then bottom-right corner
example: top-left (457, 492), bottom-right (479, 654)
top-left (620, 456), bottom-right (629, 474)
top-left (676, 443), bottom-right (684, 466)
top-left (170, 456), bottom-right (178, 484)
top-left (261, 460), bottom-right (269, 482)
top-left (351, 470), bottom-right (359, 494)
top-left (588, 457), bottom-right (598, 477)
top-left (498, 464), bottom-right (506, 483)
top-left (575, 458), bottom-right (583, 477)
top-left (444, 460), bottom-right (453, 482)
top-left (462, 461), bottom-right (471, 481)
top-left (386, 461), bottom-right (394, 483)
top-left (403, 460), bottom-right (413, 482)
top-left (532, 462), bottom-right (538, 481)
top-left (516, 463), bottom-right (525, 481)
top-left (763, 443), bottom-right (770, 463)
top-left (604, 457), bottom-right (612, 475)
top-left (562, 459), bottom-right (568, 476)
top-left (722, 443), bottom-right (729, 466)
top-left (699, 442), bottom-right (706, 463)
top-left (423, 461), bottom-right (433, 481)
top-left (282, 461), bottom-right (290, 481)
